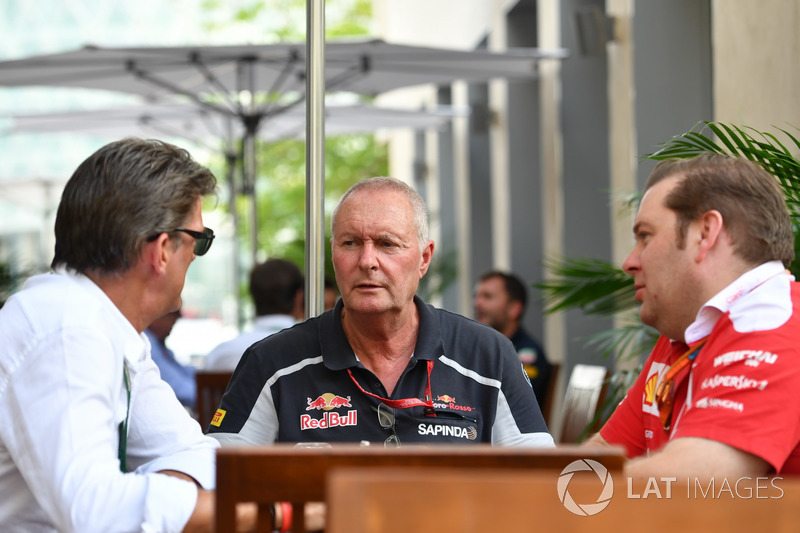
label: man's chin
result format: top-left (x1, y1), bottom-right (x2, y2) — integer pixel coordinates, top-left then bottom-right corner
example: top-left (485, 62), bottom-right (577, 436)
top-left (342, 296), bottom-right (389, 315)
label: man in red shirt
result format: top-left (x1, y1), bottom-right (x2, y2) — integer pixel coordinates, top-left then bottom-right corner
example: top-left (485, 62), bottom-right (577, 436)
top-left (587, 154), bottom-right (800, 480)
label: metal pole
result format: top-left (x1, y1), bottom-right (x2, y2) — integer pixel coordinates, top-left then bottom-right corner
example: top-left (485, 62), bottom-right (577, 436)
top-left (305, 0), bottom-right (325, 318)
top-left (225, 139), bottom-right (244, 330)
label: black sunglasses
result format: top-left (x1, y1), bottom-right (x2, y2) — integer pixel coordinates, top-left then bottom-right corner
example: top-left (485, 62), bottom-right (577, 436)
top-left (148, 227), bottom-right (215, 256)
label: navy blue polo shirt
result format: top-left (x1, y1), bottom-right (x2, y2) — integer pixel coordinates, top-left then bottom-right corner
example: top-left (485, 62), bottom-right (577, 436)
top-left (207, 296), bottom-right (553, 447)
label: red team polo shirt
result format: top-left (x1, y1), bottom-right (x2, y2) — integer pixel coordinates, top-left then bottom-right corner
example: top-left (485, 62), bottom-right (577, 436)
top-left (600, 262), bottom-right (800, 475)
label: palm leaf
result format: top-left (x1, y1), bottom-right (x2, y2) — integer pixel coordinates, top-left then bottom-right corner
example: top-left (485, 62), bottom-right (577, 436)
top-left (534, 257), bottom-right (635, 316)
top-left (645, 121), bottom-right (800, 215)
top-left (580, 321), bottom-right (658, 363)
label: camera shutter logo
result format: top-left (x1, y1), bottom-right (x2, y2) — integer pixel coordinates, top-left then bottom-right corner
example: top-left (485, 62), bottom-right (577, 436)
top-left (557, 459), bottom-right (614, 516)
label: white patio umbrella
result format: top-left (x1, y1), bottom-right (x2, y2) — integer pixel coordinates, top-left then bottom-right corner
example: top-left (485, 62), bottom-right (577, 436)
top-left (0, 38), bottom-right (566, 312)
top-left (2, 100), bottom-right (465, 325)
top-left (4, 101), bottom-right (463, 144)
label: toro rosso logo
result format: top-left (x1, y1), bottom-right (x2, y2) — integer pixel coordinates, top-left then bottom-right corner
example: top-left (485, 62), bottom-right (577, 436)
top-left (433, 394), bottom-right (475, 412)
top-left (301, 392), bottom-right (358, 431)
top-left (306, 393), bottom-right (353, 410)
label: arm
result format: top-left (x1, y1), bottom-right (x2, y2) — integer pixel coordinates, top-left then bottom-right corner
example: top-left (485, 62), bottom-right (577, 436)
top-left (583, 432), bottom-right (613, 447)
top-left (206, 347), bottom-right (280, 445)
top-left (625, 437), bottom-right (770, 480)
top-left (0, 329), bottom-right (201, 532)
top-left (490, 336), bottom-right (554, 447)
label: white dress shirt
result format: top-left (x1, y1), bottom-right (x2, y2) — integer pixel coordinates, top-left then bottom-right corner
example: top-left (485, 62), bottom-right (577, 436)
top-left (0, 269), bottom-right (218, 533)
top-left (204, 314), bottom-right (297, 371)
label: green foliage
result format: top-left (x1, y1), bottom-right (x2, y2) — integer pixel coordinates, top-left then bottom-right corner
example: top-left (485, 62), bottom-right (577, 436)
top-left (251, 133), bottom-right (388, 277)
top-left (536, 256), bottom-right (637, 316)
top-left (200, 0), bottom-right (373, 41)
top-left (0, 261), bottom-right (34, 309)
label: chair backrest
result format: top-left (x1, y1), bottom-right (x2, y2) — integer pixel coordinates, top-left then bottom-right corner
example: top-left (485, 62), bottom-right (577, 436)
top-left (559, 364), bottom-right (609, 444)
top-left (194, 370), bottom-right (232, 430)
top-left (215, 444), bottom-right (626, 533)
top-left (326, 467), bottom-right (795, 533)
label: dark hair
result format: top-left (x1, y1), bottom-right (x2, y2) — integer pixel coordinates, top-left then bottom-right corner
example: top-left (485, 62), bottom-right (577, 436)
top-left (250, 258), bottom-right (304, 316)
top-left (51, 137), bottom-right (217, 274)
top-left (646, 154), bottom-right (794, 267)
top-left (479, 270), bottom-right (528, 313)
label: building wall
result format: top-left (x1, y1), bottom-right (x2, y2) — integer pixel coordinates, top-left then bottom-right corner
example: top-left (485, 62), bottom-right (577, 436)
top-left (713, 0), bottom-right (800, 132)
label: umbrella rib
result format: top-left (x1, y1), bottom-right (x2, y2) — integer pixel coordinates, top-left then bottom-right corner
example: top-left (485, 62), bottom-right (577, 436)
top-left (126, 60), bottom-right (237, 119)
top-left (260, 49), bottom-right (302, 117)
top-left (187, 52), bottom-right (242, 114)
top-left (138, 115), bottom-right (218, 152)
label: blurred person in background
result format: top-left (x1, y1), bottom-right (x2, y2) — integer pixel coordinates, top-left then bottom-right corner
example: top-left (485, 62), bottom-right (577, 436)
top-left (145, 308), bottom-right (197, 410)
top-left (204, 258), bottom-right (304, 371)
top-left (474, 271), bottom-right (553, 409)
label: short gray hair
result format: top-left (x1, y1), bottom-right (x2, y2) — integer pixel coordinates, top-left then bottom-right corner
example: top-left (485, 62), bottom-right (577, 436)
top-left (331, 176), bottom-right (429, 249)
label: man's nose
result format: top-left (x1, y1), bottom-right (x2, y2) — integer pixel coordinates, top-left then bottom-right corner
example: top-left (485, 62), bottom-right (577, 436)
top-left (358, 242), bottom-right (379, 270)
top-left (622, 248), bottom-right (640, 274)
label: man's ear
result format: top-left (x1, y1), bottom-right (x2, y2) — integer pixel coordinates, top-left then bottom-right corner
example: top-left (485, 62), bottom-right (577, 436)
top-left (508, 299), bottom-right (524, 322)
top-left (695, 209), bottom-right (724, 262)
top-left (146, 233), bottom-right (172, 276)
top-left (418, 240), bottom-right (435, 278)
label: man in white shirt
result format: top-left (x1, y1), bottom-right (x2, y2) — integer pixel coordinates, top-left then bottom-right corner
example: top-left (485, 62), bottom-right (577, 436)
top-left (0, 138), bottom-right (253, 532)
top-left (205, 258), bottom-right (304, 371)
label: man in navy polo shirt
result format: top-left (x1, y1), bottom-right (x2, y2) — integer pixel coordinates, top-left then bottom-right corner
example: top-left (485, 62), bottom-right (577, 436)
top-left (207, 177), bottom-right (554, 447)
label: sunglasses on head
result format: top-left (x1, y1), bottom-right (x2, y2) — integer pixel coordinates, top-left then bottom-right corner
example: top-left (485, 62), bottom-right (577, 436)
top-left (148, 227), bottom-right (215, 256)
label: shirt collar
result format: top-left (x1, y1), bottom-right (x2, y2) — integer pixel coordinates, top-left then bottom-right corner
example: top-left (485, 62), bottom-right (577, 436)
top-left (684, 260), bottom-right (788, 344)
top-left (320, 295), bottom-right (444, 371)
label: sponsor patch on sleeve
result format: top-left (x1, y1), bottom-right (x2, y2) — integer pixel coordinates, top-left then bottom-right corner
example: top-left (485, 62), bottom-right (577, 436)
top-left (210, 408), bottom-right (226, 427)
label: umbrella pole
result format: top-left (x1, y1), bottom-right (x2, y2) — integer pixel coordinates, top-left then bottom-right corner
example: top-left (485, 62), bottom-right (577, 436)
top-left (238, 59), bottom-right (260, 267)
top-left (305, 0), bottom-right (326, 318)
top-left (244, 129), bottom-right (258, 265)
top-left (225, 147), bottom-right (244, 331)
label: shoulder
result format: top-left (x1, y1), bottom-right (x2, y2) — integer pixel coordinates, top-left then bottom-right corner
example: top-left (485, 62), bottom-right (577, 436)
top-left (421, 303), bottom-right (518, 369)
top-left (1, 271), bottom-right (134, 349)
top-left (727, 274), bottom-right (799, 333)
top-left (239, 316), bottom-right (324, 368)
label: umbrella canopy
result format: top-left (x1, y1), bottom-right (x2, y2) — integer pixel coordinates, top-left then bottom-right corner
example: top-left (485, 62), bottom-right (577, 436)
top-left (3, 101), bottom-right (465, 145)
top-left (2, 100), bottom-right (465, 325)
top-left (0, 39), bottom-right (565, 102)
top-left (0, 38), bottom-right (566, 315)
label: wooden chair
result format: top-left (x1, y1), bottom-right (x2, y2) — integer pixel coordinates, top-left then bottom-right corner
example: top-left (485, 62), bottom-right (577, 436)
top-left (559, 364), bottom-right (609, 444)
top-left (214, 444), bottom-right (626, 533)
top-left (326, 467), bottom-right (798, 533)
top-left (194, 370), bottom-right (232, 430)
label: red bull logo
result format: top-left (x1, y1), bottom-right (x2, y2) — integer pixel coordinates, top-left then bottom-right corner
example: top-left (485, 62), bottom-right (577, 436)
top-left (306, 392), bottom-right (353, 411)
top-left (436, 394), bottom-right (456, 404)
top-left (301, 410), bottom-right (358, 430)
